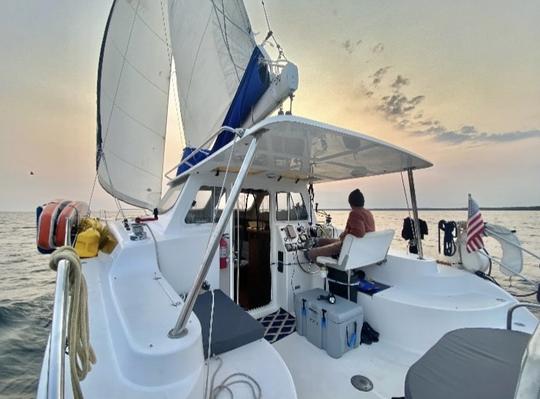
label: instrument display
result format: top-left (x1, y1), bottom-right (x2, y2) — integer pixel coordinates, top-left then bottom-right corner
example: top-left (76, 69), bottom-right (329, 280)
top-left (281, 224), bottom-right (312, 252)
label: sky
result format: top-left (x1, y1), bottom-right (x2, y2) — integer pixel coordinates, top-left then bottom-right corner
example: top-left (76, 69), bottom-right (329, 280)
top-left (1, 0), bottom-right (539, 211)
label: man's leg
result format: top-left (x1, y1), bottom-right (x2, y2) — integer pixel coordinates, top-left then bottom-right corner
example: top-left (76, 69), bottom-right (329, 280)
top-left (307, 240), bottom-right (342, 262)
top-left (316, 238), bottom-right (340, 247)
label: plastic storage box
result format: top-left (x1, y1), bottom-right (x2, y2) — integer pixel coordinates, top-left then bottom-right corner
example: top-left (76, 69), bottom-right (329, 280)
top-left (294, 288), bottom-right (363, 358)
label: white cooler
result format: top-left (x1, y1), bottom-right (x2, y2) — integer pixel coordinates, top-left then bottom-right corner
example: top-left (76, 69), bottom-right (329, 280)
top-left (294, 288), bottom-right (363, 358)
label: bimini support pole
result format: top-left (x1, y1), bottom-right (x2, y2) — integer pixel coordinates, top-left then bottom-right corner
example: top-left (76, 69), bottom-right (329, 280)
top-left (406, 168), bottom-right (424, 259)
top-left (169, 134), bottom-right (260, 338)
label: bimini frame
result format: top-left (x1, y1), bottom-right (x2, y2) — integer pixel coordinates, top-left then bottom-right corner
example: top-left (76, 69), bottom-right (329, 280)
top-left (167, 115), bottom-right (433, 338)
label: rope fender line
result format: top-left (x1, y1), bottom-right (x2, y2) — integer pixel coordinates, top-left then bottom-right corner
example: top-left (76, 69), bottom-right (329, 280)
top-left (49, 246), bottom-right (96, 399)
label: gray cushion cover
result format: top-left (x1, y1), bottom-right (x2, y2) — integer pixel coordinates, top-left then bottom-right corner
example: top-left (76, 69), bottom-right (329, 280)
top-left (405, 328), bottom-right (530, 399)
top-left (193, 289), bottom-right (264, 358)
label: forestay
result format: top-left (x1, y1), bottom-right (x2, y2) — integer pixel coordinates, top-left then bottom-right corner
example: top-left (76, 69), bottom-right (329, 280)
top-left (97, 0), bottom-right (171, 210)
top-left (168, 0), bottom-right (256, 148)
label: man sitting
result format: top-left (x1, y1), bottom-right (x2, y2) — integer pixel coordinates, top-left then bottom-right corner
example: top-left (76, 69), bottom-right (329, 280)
top-left (307, 189), bottom-right (375, 261)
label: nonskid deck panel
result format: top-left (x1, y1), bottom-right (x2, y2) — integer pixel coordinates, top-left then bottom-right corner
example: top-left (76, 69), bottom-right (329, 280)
top-left (258, 308), bottom-right (296, 344)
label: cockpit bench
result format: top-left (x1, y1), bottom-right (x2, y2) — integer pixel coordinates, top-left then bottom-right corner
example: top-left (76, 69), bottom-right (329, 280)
top-left (193, 289), bottom-right (264, 358)
top-left (405, 328), bottom-right (531, 399)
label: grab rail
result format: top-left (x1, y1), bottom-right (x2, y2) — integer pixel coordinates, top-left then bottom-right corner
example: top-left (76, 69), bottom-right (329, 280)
top-left (506, 303), bottom-right (540, 330)
top-left (164, 126), bottom-right (240, 181)
top-left (47, 258), bottom-right (70, 399)
top-left (45, 219), bottom-right (72, 399)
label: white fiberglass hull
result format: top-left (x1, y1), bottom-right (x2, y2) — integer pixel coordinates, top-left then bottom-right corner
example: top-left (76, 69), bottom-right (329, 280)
top-left (37, 242), bottom-right (537, 398)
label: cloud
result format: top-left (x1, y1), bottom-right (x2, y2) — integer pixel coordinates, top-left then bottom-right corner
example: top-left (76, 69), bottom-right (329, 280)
top-left (390, 75), bottom-right (409, 91)
top-left (372, 42), bottom-right (384, 54)
top-left (370, 66), bottom-right (391, 86)
top-left (414, 126), bottom-right (540, 144)
top-left (356, 64), bottom-right (540, 145)
top-left (341, 38), bottom-right (362, 54)
top-left (377, 93), bottom-right (425, 119)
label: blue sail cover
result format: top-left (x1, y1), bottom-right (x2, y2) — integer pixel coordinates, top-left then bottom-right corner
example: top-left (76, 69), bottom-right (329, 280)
top-left (211, 46), bottom-right (271, 152)
top-left (177, 47), bottom-right (270, 175)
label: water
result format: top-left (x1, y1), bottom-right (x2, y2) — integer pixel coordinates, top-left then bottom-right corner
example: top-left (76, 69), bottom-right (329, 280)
top-left (331, 210), bottom-right (540, 296)
top-left (0, 211), bottom-right (539, 398)
top-left (0, 213), bottom-right (55, 399)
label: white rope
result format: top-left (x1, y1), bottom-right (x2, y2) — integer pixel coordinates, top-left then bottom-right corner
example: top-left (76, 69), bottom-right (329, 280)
top-left (207, 356), bottom-right (262, 399)
top-left (203, 289), bottom-right (216, 398)
top-left (49, 246), bottom-right (96, 399)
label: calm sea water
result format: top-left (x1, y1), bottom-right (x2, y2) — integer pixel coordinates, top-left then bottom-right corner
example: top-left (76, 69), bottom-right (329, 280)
top-left (0, 210), bottom-right (539, 398)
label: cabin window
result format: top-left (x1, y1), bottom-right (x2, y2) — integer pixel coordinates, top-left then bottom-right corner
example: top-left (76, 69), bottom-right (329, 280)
top-left (276, 192), bottom-right (308, 221)
top-left (158, 182), bottom-right (185, 213)
top-left (185, 186), bottom-right (226, 224)
top-left (235, 192), bottom-right (255, 210)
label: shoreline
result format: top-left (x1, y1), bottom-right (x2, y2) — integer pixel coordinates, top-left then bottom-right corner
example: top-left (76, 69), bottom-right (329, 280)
top-left (325, 207), bottom-right (540, 212)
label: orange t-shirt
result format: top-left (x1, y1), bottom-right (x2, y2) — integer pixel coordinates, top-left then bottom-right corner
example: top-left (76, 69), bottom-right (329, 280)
top-left (343, 208), bottom-right (375, 238)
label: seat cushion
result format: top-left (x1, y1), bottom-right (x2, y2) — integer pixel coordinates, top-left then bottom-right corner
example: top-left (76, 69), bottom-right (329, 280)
top-left (405, 328), bottom-right (530, 399)
top-left (193, 289), bottom-right (264, 358)
top-left (316, 256), bottom-right (338, 266)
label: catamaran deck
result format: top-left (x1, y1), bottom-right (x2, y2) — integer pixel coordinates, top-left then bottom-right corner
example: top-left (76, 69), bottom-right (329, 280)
top-left (274, 332), bottom-right (418, 398)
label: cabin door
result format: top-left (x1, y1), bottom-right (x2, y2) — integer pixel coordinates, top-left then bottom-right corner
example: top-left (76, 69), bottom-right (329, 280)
top-left (231, 190), bottom-right (272, 310)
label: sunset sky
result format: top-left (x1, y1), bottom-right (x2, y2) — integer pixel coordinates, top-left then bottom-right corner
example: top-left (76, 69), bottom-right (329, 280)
top-left (1, 0), bottom-right (539, 211)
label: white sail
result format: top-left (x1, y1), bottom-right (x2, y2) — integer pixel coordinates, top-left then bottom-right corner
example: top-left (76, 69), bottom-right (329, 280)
top-left (168, 0), bottom-right (256, 148)
top-left (97, 0), bottom-right (172, 210)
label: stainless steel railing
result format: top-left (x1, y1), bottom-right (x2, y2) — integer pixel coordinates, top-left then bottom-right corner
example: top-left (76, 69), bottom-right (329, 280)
top-left (45, 220), bottom-right (73, 398)
top-left (46, 259), bottom-right (70, 399)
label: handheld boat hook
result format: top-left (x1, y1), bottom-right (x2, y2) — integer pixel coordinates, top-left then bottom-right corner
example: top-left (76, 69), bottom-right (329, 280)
top-left (169, 133), bottom-right (260, 338)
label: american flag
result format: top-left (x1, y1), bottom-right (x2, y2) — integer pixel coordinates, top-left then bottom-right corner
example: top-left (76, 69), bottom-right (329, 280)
top-left (466, 194), bottom-right (485, 252)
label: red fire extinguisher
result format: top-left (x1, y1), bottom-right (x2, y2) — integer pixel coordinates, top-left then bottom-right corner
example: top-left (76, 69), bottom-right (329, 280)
top-left (219, 234), bottom-right (229, 269)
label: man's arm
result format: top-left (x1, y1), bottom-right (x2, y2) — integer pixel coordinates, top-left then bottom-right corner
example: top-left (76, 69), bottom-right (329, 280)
top-left (339, 212), bottom-right (352, 240)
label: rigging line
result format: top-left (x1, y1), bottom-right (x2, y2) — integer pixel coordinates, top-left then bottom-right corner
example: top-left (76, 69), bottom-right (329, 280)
top-left (211, 0), bottom-right (242, 82)
top-left (260, 0), bottom-right (287, 60)
top-left (100, 154), bottom-right (127, 220)
top-left (184, 8), bottom-right (213, 105)
top-left (203, 290), bottom-right (216, 399)
top-left (202, 134), bottom-right (239, 262)
top-left (236, 194), bottom-right (241, 304)
top-left (86, 171), bottom-right (99, 216)
top-left (222, 0), bottom-right (228, 60)
top-left (212, 0), bottom-right (254, 39)
top-left (159, 0), bottom-right (183, 146)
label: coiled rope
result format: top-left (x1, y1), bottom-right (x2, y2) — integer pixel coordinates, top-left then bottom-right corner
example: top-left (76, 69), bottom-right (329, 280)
top-left (49, 246), bottom-right (96, 399)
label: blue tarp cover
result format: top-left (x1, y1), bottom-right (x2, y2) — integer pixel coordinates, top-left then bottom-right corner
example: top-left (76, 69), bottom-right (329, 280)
top-left (178, 47), bottom-right (270, 175)
top-left (212, 46), bottom-right (270, 152)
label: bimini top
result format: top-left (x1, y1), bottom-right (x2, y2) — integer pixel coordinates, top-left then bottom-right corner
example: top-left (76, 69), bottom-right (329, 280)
top-left (170, 115), bottom-right (432, 184)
